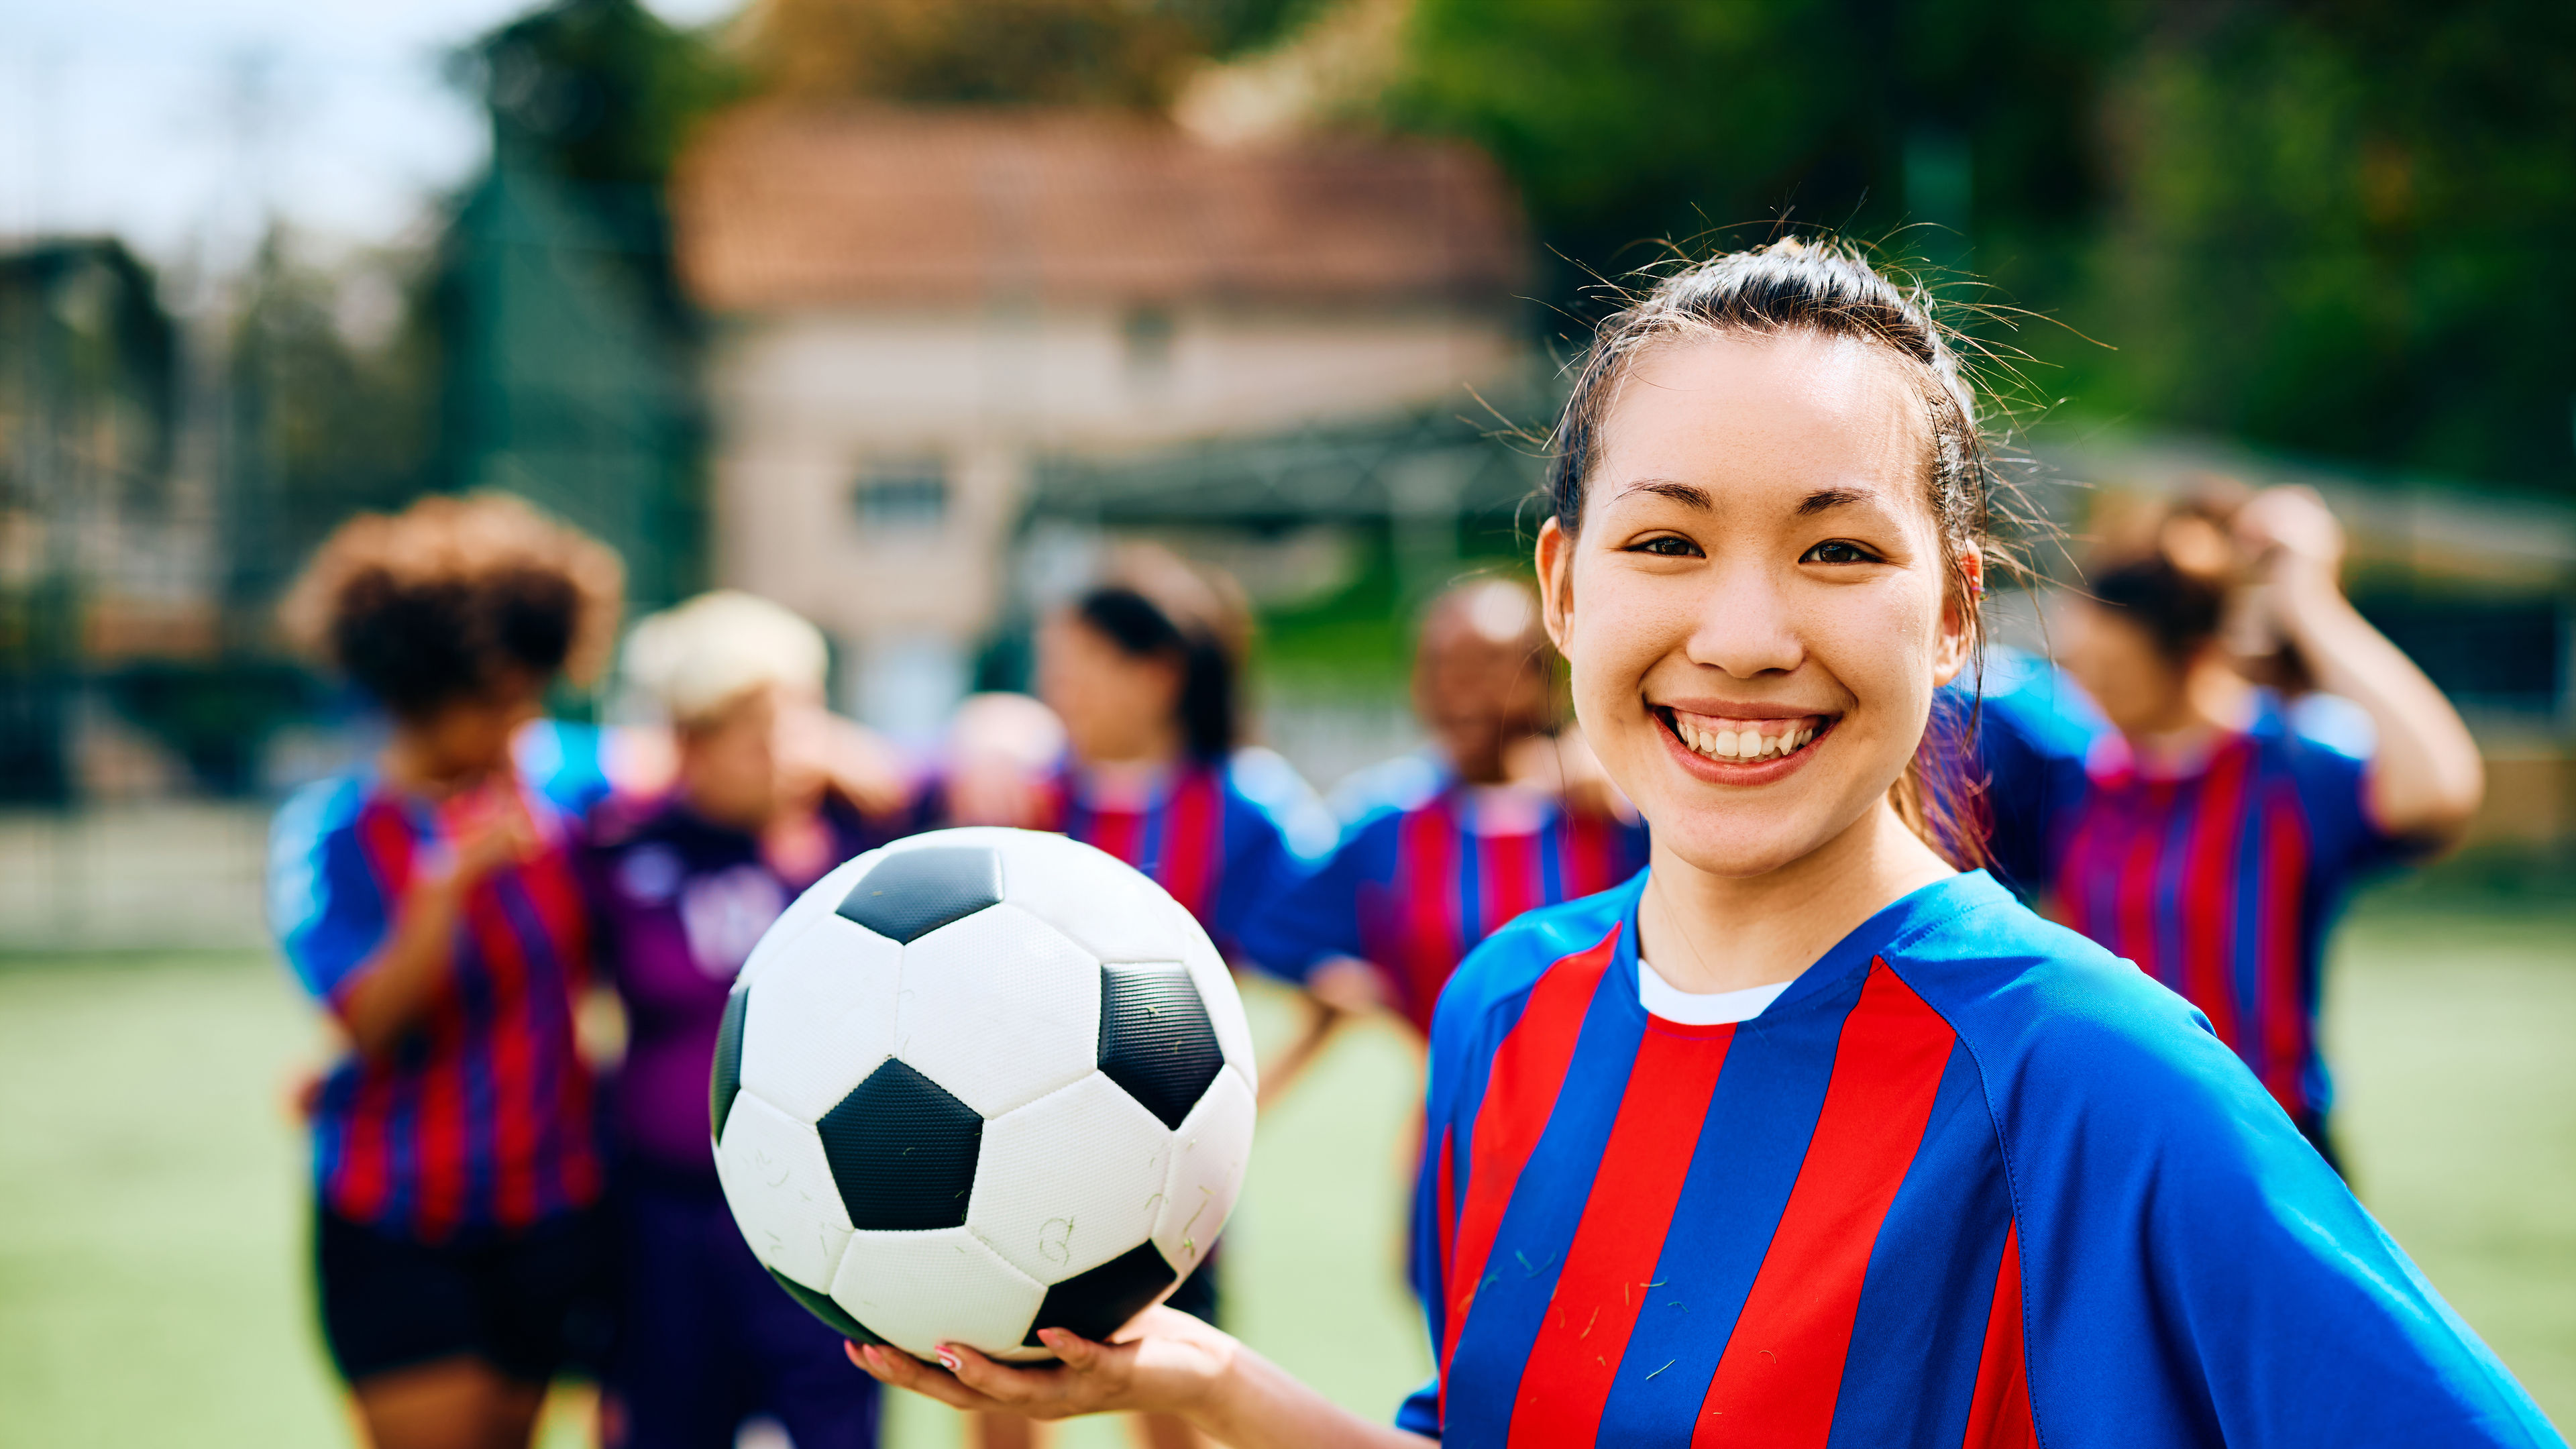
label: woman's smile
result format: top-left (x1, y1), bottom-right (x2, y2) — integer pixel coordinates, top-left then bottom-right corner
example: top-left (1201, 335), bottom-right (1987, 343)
top-left (1651, 702), bottom-right (1838, 782)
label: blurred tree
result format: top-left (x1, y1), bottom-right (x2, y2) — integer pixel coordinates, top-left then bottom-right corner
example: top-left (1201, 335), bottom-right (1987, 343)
top-left (2064, 1), bottom-right (2576, 493)
top-left (741, 0), bottom-right (1326, 108)
top-left (1384, 0), bottom-right (2576, 494)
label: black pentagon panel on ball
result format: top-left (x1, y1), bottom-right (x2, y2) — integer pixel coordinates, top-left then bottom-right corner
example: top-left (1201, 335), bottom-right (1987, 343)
top-left (835, 846), bottom-right (1004, 944)
top-left (765, 1267), bottom-right (885, 1346)
top-left (709, 983), bottom-right (748, 1143)
top-left (815, 1058), bottom-right (984, 1231)
top-left (1024, 1241), bottom-right (1179, 1347)
top-left (1097, 962), bottom-right (1225, 1130)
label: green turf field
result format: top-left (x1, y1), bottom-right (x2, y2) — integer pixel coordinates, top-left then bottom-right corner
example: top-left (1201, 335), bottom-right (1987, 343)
top-left (0, 905), bottom-right (2568, 1446)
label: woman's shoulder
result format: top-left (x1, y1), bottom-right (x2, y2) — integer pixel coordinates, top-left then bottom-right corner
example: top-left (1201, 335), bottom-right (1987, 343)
top-left (1886, 878), bottom-right (2284, 1140)
top-left (1432, 873), bottom-right (1644, 1040)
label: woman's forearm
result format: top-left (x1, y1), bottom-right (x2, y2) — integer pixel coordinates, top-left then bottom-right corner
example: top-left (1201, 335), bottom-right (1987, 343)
top-left (1188, 1340), bottom-right (1434, 1449)
top-left (2272, 563), bottom-right (2483, 839)
top-left (338, 877), bottom-right (469, 1057)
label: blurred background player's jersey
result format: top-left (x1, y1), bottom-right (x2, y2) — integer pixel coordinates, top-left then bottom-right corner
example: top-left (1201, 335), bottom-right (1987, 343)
top-left (580, 791), bottom-right (882, 1172)
top-left (1243, 777), bottom-right (1650, 1034)
top-left (1028, 755), bottom-right (1315, 967)
top-left (268, 763), bottom-right (601, 1240)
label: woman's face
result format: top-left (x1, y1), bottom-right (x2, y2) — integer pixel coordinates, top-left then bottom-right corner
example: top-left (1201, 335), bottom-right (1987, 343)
top-left (410, 674), bottom-right (542, 790)
top-left (678, 684), bottom-right (783, 830)
top-left (1537, 331), bottom-right (1970, 879)
top-left (1036, 614), bottom-right (1184, 766)
top-left (2053, 598), bottom-right (2194, 736)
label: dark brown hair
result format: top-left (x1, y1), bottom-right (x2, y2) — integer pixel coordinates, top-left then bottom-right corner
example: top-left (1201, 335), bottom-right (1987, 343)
top-left (281, 493), bottom-right (625, 721)
top-left (1542, 236), bottom-right (1997, 867)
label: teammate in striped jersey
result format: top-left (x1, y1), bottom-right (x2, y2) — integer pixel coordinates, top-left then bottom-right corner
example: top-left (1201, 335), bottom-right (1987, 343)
top-left (849, 239), bottom-right (2557, 1447)
top-left (1241, 580), bottom-right (1650, 1040)
top-left (268, 496), bottom-right (626, 1449)
top-left (1999, 490), bottom-right (2483, 1165)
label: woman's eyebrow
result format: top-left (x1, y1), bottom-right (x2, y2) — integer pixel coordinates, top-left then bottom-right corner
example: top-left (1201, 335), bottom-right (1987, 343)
top-left (1796, 486), bottom-right (1876, 516)
top-left (1613, 478), bottom-right (1713, 509)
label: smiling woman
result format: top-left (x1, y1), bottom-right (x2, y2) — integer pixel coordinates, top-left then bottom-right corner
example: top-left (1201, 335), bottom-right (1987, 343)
top-left (843, 239), bottom-right (2565, 1449)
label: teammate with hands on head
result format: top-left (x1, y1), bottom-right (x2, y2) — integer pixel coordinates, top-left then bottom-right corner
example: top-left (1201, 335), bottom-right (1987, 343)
top-left (847, 239), bottom-right (2559, 1447)
top-left (2035, 481), bottom-right (2485, 1165)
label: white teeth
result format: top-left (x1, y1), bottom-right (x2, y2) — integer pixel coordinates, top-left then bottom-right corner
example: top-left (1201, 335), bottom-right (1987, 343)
top-left (1676, 717), bottom-right (1825, 761)
top-left (1716, 730), bottom-right (1739, 758)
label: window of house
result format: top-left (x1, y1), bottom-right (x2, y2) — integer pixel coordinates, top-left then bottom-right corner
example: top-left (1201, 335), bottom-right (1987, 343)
top-left (853, 457), bottom-right (949, 532)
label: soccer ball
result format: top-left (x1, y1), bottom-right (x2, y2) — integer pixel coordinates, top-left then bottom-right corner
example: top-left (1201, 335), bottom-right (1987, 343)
top-left (708, 827), bottom-right (1258, 1362)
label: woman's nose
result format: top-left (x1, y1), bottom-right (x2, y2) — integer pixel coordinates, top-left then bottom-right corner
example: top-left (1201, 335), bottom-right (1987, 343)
top-left (1683, 569), bottom-right (1803, 678)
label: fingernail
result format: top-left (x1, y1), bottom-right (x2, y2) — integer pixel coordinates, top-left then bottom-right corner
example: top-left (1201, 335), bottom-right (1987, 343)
top-left (935, 1346), bottom-right (961, 1371)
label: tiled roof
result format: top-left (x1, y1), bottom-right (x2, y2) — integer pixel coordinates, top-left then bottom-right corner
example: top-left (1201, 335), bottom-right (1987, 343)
top-left (671, 106), bottom-right (1529, 311)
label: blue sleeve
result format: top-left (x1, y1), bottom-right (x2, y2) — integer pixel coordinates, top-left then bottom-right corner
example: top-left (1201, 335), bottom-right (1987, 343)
top-left (1960, 680), bottom-right (2096, 900)
top-left (1202, 784), bottom-right (1316, 975)
top-left (267, 779), bottom-right (388, 1004)
top-left (1233, 820), bottom-right (1384, 984)
top-left (1917, 902), bottom-right (2563, 1448)
top-left (2284, 731), bottom-right (2414, 881)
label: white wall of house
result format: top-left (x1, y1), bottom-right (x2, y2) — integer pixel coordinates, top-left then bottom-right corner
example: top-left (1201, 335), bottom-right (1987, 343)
top-left (704, 300), bottom-right (1525, 739)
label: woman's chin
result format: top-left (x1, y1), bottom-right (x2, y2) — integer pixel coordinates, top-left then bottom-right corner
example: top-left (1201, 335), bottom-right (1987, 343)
top-left (1646, 817), bottom-right (1831, 881)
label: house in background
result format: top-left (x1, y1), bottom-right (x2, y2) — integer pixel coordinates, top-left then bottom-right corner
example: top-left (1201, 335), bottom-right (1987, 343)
top-left (669, 107), bottom-right (1529, 740)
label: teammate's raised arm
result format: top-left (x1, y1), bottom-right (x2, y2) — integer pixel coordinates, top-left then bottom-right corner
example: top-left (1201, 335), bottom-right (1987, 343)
top-left (2235, 486), bottom-right (2485, 842)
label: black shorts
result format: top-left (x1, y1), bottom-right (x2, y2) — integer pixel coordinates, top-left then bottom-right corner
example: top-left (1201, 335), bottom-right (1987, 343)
top-left (315, 1203), bottom-right (612, 1387)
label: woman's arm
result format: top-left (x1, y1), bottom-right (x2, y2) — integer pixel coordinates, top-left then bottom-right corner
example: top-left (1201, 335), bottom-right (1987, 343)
top-left (337, 794), bottom-right (537, 1057)
top-left (847, 1310), bottom-right (1434, 1449)
top-left (2236, 488), bottom-right (2484, 843)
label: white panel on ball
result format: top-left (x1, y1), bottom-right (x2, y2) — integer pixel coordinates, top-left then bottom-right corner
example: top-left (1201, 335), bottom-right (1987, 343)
top-left (741, 850), bottom-right (877, 985)
top-left (1152, 1064), bottom-right (1256, 1280)
top-left (989, 828), bottom-right (1209, 967)
top-left (892, 902), bottom-right (1102, 1118)
top-left (969, 1071), bottom-right (1173, 1285)
top-left (739, 914), bottom-right (904, 1122)
top-left (833, 1226), bottom-right (1048, 1362)
top-left (715, 1093), bottom-right (854, 1291)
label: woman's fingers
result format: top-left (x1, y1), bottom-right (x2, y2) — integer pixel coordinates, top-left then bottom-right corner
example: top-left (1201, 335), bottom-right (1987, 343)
top-left (844, 1341), bottom-right (1008, 1414)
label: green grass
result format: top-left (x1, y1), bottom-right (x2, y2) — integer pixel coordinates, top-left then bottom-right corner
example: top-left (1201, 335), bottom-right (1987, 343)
top-left (0, 910), bottom-right (2567, 1446)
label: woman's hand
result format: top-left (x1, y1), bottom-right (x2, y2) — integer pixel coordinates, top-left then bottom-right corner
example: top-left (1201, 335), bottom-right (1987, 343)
top-left (845, 1308), bottom-right (1234, 1421)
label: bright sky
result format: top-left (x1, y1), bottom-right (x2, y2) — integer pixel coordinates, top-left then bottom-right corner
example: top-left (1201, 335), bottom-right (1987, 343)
top-left (0, 0), bottom-right (737, 271)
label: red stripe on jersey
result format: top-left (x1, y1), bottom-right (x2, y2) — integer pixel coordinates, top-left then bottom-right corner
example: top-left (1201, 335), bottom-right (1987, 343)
top-left (1479, 828), bottom-right (1540, 943)
top-left (465, 883), bottom-right (543, 1228)
top-left (515, 822), bottom-right (601, 1210)
top-left (1088, 806), bottom-right (1144, 871)
top-left (333, 800), bottom-right (418, 1222)
top-left (1397, 803), bottom-right (1461, 1034)
top-left (2179, 741), bottom-right (2250, 1051)
top-left (1509, 1020), bottom-right (1735, 1447)
top-left (2115, 791), bottom-right (2163, 983)
top-left (1692, 959), bottom-right (1956, 1446)
top-left (1440, 925), bottom-right (1622, 1409)
top-left (1960, 1222), bottom-right (2037, 1448)
top-left (2259, 798), bottom-right (2310, 1112)
top-left (1159, 769), bottom-right (1222, 923)
top-left (1566, 814), bottom-right (1619, 897)
top-left (411, 992), bottom-right (469, 1240)
top-left (2053, 793), bottom-right (2107, 944)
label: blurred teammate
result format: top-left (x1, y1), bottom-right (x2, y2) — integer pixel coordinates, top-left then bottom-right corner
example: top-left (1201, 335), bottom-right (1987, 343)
top-left (268, 495), bottom-right (623, 1449)
top-left (955, 556), bottom-right (1313, 1449)
top-left (2010, 486), bottom-right (2484, 1165)
top-left (1243, 579), bottom-right (1650, 1042)
top-left (584, 591), bottom-right (892, 1449)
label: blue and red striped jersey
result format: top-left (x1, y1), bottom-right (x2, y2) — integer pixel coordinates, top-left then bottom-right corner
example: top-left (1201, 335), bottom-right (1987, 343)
top-left (2045, 706), bottom-right (2402, 1122)
top-left (1033, 758), bottom-right (1311, 966)
top-left (1402, 871), bottom-right (2556, 1447)
top-left (1238, 782), bottom-right (1650, 1034)
top-left (268, 769), bottom-right (603, 1240)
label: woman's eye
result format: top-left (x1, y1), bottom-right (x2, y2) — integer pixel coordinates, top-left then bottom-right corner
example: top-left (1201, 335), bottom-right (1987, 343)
top-left (1628, 535), bottom-right (1703, 558)
top-left (1801, 539), bottom-right (1881, 565)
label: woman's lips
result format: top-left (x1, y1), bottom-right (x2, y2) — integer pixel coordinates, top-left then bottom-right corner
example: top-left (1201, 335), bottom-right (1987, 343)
top-left (1662, 707), bottom-right (1831, 763)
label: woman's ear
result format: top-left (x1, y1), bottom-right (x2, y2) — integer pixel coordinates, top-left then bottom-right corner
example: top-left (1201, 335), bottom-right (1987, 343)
top-left (1535, 517), bottom-right (1575, 653)
top-left (1931, 544), bottom-right (1982, 687)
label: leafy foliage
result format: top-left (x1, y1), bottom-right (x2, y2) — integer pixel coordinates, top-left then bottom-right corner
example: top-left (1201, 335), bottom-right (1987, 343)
top-left (1387, 0), bottom-right (2576, 493)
